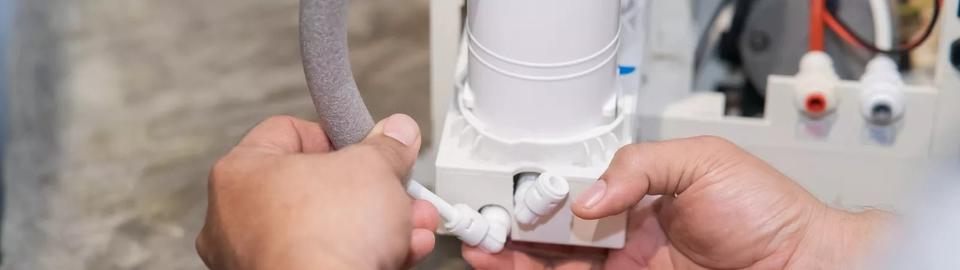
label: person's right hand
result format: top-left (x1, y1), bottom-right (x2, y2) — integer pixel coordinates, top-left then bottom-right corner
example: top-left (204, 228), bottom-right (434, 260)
top-left (463, 136), bottom-right (890, 269)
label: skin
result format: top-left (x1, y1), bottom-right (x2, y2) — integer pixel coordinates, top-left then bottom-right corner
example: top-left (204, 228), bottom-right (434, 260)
top-left (462, 136), bottom-right (891, 270)
top-left (196, 114), bottom-right (440, 270)
top-left (197, 116), bottom-right (889, 269)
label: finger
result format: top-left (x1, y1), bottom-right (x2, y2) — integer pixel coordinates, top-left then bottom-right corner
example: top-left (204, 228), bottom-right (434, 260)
top-left (236, 115), bottom-right (332, 154)
top-left (412, 200), bottom-right (439, 231)
top-left (507, 242), bottom-right (607, 261)
top-left (341, 114), bottom-right (422, 178)
top-left (409, 200), bottom-right (438, 263)
top-left (405, 228), bottom-right (436, 265)
top-left (462, 244), bottom-right (520, 270)
top-left (572, 136), bottom-right (744, 220)
top-left (463, 242), bottom-right (588, 270)
top-left (554, 260), bottom-right (601, 270)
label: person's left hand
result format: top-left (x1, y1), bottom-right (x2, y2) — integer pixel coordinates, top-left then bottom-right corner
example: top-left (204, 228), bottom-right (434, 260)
top-left (196, 114), bottom-right (439, 270)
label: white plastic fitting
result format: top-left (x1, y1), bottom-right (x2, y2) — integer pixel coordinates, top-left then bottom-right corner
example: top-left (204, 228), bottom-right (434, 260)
top-left (478, 206), bottom-right (511, 253)
top-left (860, 56), bottom-right (905, 125)
top-left (514, 173), bottom-right (570, 225)
top-left (444, 204), bottom-right (490, 247)
top-left (442, 204), bottom-right (510, 253)
top-left (794, 51), bottom-right (840, 118)
top-left (405, 180), bottom-right (509, 253)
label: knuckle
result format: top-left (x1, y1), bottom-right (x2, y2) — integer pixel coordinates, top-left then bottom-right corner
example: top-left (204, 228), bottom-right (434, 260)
top-left (207, 152), bottom-right (252, 189)
top-left (617, 143), bottom-right (646, 156)
top-left (608, 144), bottom-right (652, 174)
top-left (375, 142), bottom-right (407, 166)
top-left (260, 115), bottom-right (297, 125)
top-left (208, 156), bottom-right (233, 185)
top-left (613, 143), bottom-right (648, 162)
top-left (195, 233), bottom-right (212, 265)
top-left (353, 144), bottom-right (405, 173)
top-left (689, 135), bottom-right (741, 153)
top-left (690, 135), bottom-right (732, 146)
top-left (195, 235), bottom-right (206, 256)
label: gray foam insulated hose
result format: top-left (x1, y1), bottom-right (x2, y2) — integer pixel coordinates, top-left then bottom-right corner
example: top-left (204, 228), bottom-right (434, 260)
top-left (300, 0), bottom-right (374, 149)
top-left (298, 2), bottom-right (511, 252)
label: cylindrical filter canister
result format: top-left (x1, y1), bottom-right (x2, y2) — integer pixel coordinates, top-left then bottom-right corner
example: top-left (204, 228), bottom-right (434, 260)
top-left (467, 0), bottom-right (621, 140)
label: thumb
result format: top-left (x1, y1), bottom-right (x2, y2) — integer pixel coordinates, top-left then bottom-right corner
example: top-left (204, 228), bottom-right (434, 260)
top-left (343, 113), bottom-right (422, 178)
top-left (572, 136), bottom-right (744, 220)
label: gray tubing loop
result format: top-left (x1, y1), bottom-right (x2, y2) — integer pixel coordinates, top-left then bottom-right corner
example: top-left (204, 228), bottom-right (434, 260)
top-left (300, 0), bottom-right (374, 149)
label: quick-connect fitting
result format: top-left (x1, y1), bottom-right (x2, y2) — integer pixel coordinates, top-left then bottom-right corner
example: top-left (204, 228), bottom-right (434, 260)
top-left (478, 206), bottom-right (511, 253)
top-left (445, 204), bottom-right (490, 247)
top-left (514, 172), bottom-right (570, 225)
top-left (859, 56), bottom-right (904, 125)
top-left (407, 180), bottom-right (509, 253)
top-left (443, 204), bottom-right (511, 253)
top-left (794, 52), bottom-right (840, 118)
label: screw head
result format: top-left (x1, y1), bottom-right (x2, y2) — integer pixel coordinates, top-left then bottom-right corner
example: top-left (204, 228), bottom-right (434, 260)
top-left (748, 30), bottom-right (770, 52)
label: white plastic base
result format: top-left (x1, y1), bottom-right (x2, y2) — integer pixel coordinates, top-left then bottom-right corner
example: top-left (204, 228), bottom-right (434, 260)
top-left (434, 88), bottom-right (635, 249)
top-left (435, 142), bottom-right (628, 248)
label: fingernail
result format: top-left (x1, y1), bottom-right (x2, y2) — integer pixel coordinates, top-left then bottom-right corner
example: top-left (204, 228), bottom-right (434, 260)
top-left (576, 179), bottom-right (607, 209)
top-left (383, 114), bottom-right (419, 146)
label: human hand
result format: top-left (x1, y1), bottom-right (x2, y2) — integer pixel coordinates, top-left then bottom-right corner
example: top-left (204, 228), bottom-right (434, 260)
top-left (463, 136), bottom-right (890, 269)
top-left (196, 114), bottom-right (439, 270)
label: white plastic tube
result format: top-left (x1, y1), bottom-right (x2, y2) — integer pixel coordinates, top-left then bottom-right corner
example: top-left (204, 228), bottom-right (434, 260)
top-left (406, 180), bottom-right (458, 221)
top-left (466, 0), bottom-right (621, 140)
top-left (868, 0), bottom-right (893, 50)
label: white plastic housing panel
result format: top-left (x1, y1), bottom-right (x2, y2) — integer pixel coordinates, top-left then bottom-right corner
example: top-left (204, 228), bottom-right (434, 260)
top-left (638, 76), bottom-right (940, 210)
top-left (511, 175), bottom-right (626, 247)
top-left (436, 111), bottom-right (628, 248)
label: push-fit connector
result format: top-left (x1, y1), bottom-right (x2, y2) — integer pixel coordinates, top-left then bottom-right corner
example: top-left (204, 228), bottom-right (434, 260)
top-left (794, 52), bottom-right (840, 118)
top-left (514, 172), bottom-right (570, 225)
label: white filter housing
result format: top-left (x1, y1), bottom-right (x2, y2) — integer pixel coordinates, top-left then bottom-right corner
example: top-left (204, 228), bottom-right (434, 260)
top-left (435, 0), bottom-right (636, 250)
top-left (466, 0), bottom-right (621, 140)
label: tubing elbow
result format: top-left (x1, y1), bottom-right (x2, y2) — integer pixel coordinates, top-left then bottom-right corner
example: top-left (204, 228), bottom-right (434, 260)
top-left (478, 206), bottom-right (511, 253)
top-left (445, 204), bottom-right (490, 246)
top-left (444, 204), bottom-right (512, 253)
top-left (514, 173), bottom-right (570, 225)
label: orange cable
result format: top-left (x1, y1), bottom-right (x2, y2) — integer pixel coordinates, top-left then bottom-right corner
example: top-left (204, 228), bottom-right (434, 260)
top-left (823, 11), bottom-right (866, 49)
top-left (809, 0), bottom-right (826, 51)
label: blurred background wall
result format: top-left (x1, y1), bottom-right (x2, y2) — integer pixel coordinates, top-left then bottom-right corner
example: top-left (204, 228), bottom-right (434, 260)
top-left (2, 0), bottom-right (460, 269)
